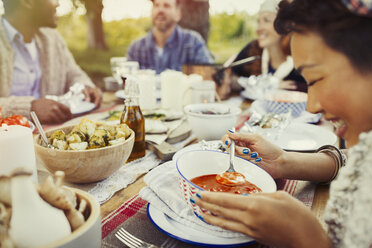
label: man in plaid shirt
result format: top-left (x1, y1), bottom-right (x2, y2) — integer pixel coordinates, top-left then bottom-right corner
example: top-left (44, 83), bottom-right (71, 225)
top-left (127, 0), bottom-right (214, 74)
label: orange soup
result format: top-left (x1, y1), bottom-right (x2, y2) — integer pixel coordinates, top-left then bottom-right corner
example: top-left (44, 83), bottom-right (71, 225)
top-left (190, 174), bottom-right (262, 194)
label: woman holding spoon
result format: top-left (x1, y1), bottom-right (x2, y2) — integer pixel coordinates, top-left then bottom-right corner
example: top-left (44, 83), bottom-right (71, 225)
top-left (194, 0), bottom-right (372, 247)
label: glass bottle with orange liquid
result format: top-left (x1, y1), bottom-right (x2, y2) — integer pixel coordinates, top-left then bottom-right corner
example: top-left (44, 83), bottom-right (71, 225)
top-left (120, 76), bottom-right (145, 161)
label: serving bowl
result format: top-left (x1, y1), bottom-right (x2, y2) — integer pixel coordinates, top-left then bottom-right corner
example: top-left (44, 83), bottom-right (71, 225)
top-left (34, 125), bottom-right (134, 183)
top-left (184, 103), bottom-right (241, 140)
top-left (263, 90), bottom-right (307, 117)
top-left (43, 188), bottom-right (101, 248)
top-left (176, 150), bottom-right (276, 215)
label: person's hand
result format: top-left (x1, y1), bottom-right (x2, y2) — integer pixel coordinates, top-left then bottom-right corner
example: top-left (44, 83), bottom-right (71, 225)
top-left (82, 86), bottom-right (102, 107)
top-left (194, 191), bottom-right (332, 248)
top-left (279, 80), bottom-right (297, 90)
top-left (31, 99), bottom-right (72, 124)
top-left (222, 132), bottom-right (285, 179)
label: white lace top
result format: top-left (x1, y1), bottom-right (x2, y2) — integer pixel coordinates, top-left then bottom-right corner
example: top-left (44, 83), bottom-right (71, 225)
top-left (324, 130), bottom-right (372, 247)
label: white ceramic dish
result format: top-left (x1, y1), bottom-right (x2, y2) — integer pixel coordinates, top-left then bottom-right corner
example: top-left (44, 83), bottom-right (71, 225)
top-left (265, 122), bottom-right (337, 152)
top-left (176, 150), bottom-right (277, 216)
top-left (147, 204), bottom-right (255, 247)
top-left (70, 101), bottom-right (96, 115)
top-left (184, 103), bottom-right (241, 141)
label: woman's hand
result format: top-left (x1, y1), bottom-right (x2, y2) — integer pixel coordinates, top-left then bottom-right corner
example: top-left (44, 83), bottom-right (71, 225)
top-left (82, 86), bottom-right (102, 107)
top-left (279, 80), bottom-right (297, 90)
top-left (195, 191), bottom-right (332, 248)
top-left (222, 132), bottom-right (286, 179)
top-left (31, 99), bottom-right (72, 124)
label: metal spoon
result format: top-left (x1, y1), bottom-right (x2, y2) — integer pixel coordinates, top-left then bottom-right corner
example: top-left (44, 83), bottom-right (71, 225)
top-left (30, 111), bottom-right (55, 149)
top-left (216, 128), bottom-right (246, 186)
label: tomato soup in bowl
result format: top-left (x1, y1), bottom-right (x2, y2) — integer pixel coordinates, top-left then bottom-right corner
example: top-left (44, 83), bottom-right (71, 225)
top-left (176, 150), bottom-right (276, 217)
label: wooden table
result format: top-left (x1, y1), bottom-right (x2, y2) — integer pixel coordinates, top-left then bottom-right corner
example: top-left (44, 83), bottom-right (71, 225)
top-left (38, 92), bottom-right (330, 246)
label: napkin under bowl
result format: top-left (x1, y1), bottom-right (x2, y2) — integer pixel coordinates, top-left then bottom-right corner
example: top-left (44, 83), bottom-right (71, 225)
top-left (176, 150), bottom-right (277, 218)
top-left (140, 161), bottom-right (246, 238)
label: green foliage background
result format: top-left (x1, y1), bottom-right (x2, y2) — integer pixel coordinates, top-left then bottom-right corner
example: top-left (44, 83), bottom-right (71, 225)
top-left (57, 12), bottom-right (257, 83)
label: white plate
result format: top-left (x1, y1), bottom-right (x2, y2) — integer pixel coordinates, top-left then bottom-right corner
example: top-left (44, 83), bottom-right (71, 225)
top-left (147, 204), bottom-right (255, 247)
top-left (266, 122), bottom-right (337, 152)
top-left (70, 101), bottom-right (96, 115)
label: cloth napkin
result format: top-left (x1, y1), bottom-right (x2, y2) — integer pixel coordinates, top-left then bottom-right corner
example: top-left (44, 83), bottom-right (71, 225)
top-left (139, 161), bottom-right (247, 238)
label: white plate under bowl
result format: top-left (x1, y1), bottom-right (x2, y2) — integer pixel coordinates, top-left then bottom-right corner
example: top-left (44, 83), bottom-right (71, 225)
top-left (147, 204), bottom-right (255, 247)
top-left (70, 101), bottom-right (96, 115)
top-left (266, 122), bottom-right (337, 152)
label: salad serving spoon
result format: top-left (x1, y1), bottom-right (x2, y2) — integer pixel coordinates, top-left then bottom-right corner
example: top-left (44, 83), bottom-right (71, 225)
top-left (30, 112), bottom-right (55, 150)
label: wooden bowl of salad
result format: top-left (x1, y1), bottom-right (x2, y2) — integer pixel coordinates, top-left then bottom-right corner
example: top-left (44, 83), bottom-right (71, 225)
top-left (34, 118), bottom-right (135, 183)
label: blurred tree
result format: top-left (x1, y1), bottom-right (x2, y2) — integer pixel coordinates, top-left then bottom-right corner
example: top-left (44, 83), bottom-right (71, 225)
top-left (73, 0), bottom-right (108, 50)
top-left (179, 0), bottom-right (210, 42)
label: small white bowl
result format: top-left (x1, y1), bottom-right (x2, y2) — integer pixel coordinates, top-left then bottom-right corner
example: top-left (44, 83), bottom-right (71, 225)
top-left (176, 150), bottom-right (276, 216)
top-left (184, 103), bottom-right (241, 140)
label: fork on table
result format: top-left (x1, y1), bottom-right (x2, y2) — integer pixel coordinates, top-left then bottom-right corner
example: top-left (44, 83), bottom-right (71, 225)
top-left (115, 227), bottom-right (179, 248)
top-left (115, 228), bottom-right (158, 248)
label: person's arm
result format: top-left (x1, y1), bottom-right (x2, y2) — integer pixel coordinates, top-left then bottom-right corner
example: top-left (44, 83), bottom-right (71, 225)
top-left (126, 42), bottom-right (137, 62)
top-left (0, 96), bottom-right (34, 120)
top-left (280, 151), bottom-right (336, 182)
top-left (224, 132), bottom-right (337, 183)
top-left (0, 96), bottom-right (72, 124)
top-left (55, 32), bottom-right (101, 106)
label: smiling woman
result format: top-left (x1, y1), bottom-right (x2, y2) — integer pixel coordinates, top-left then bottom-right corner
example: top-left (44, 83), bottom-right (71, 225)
top-left (194, 0), bottom-right (372, 247)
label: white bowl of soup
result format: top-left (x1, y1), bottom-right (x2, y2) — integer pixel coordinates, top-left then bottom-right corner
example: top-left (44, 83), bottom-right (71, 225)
top-left (175, 150), bottom-right (276, 216)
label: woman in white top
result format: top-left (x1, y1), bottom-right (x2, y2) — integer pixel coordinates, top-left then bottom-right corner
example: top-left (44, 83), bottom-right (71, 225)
top-left (217, 0), bottom-right (306, 99)
top-left (195, 0), bottom-right (372, 247)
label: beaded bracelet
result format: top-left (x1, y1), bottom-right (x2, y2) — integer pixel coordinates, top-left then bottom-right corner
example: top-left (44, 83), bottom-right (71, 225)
top-left (316, 145), bottom-right (346, 184)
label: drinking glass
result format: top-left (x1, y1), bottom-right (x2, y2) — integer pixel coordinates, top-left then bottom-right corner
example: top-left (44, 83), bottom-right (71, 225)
top-left (110, 57), bottom-right (127, 86)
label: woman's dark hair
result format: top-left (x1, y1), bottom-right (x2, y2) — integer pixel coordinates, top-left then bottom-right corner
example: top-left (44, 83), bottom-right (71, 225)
top-left (274, 0), bottom-right (372, 74)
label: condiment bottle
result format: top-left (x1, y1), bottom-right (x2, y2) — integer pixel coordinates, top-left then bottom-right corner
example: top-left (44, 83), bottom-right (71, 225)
top-left (120, 76), bottom-right (146, 161)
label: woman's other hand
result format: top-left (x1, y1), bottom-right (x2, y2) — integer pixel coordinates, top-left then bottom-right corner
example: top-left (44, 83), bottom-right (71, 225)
top-left (195, 191), bottom-right (332, 248)
top-left (223, 132), bottom-right (286, 179)
top-left (279, 80), bottom-right (297, 90)
top-left (82, 86), bottom-right (102, 107)
top-left (31, 99), bottom-right (72, 124)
